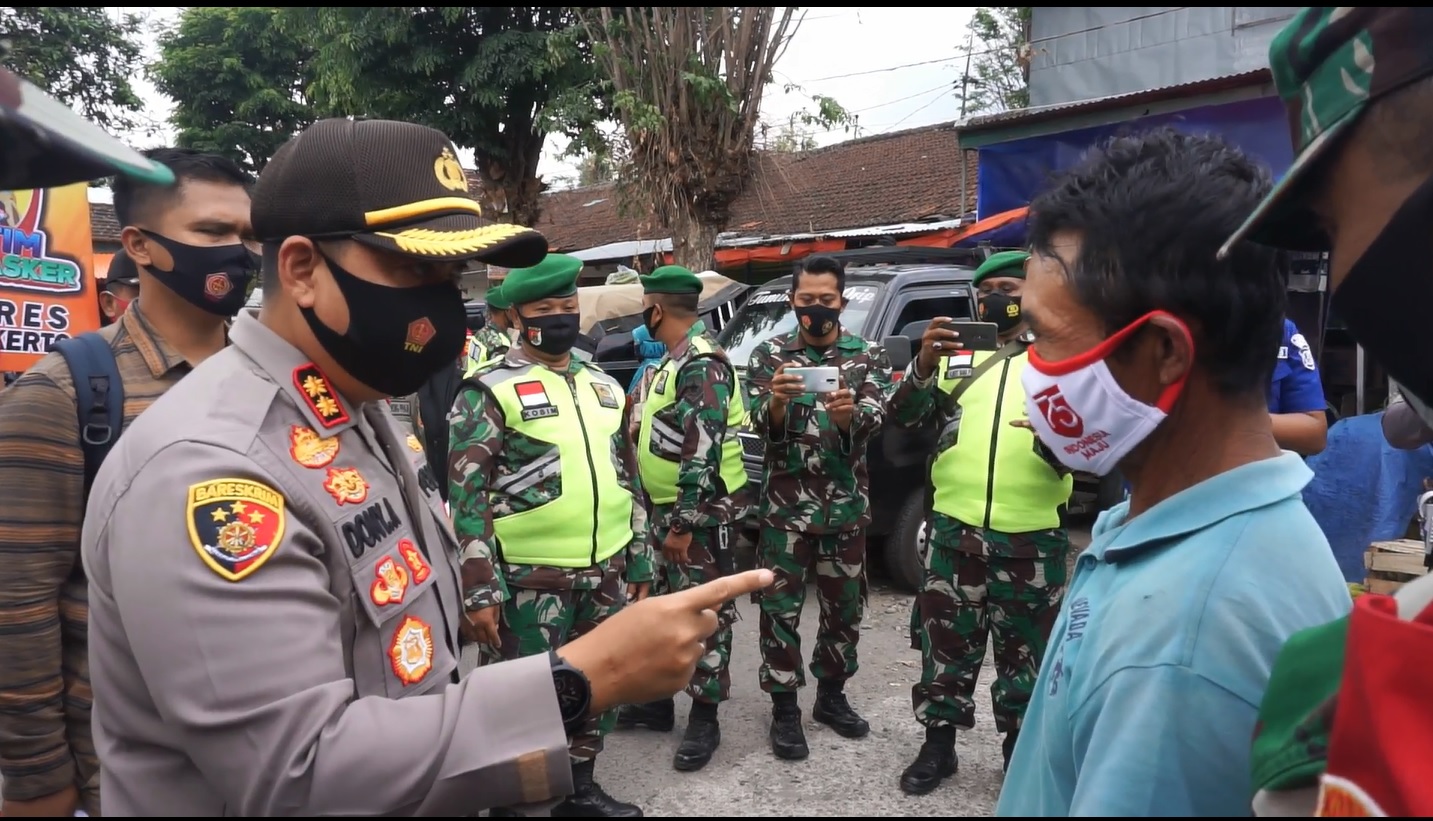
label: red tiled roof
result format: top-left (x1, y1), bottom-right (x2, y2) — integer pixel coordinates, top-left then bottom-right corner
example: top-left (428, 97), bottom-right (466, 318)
top-left (536, 122), bottom-right (975, 252)
top-left (86, 125), bottom-right (976, 253)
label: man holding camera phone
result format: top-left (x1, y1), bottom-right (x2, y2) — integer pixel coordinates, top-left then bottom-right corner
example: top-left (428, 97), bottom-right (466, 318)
top-left (746, 255), bottom-right (894, 761)
top-left (889, 250), bottom-right (1074, 795)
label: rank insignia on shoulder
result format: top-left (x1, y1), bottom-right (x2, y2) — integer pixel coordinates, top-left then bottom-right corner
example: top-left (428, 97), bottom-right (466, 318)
top-left (292, 364), bottom-right (350, 429)
top-left (389, 615), bottom-right (435, 686)
top-left (289, 425), bottom-right (339, 469)
top-left (591, 382), bottom-right (620, 410)
top-left (399, 538), bottom-right (431, 583)
top-left (186, 478), bottom-right (287, 583)
top-left (405, 433), bottom-right (424, 453)
top-left (653, 371), bottom-right (670, 395)
top-left (323, 466), bottom-right (369, 506)
top-left (370, 554), bottom-right (410, 607)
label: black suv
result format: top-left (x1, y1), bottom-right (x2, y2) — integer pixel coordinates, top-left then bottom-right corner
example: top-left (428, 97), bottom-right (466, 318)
top-left (717, 247), bottom-right (1120, 592)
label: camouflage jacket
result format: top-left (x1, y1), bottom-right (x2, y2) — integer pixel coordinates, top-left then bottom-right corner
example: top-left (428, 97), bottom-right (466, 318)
top-left (447, 347), bottom-right (652, 609)
top-left (746, 329), bottom-right (893, 533)
top-left (646, 321), bottom-right (754, 533)
top-left (470, 325), bottom-right (511, 360)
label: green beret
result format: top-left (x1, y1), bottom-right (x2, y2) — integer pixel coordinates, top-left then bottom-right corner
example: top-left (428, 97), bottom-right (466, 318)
top-left (484, 284), bottom-right (511, 311)
top-left (972, 250), bottom-right (1030, 287)
top-left (640, 264), bottom-right (703, 295)
top-left (502, 253), bottom-right (581, 306)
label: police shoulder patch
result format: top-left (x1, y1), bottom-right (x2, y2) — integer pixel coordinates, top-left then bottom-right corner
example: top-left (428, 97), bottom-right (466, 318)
top-left (292, 363), bottom-right (351, 429)
top-left (186, 478), bottom-right (287, 582)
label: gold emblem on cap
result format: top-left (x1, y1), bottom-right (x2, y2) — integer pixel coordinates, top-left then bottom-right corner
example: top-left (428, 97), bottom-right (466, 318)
top-left (435, 147), bottom-right (470, 193)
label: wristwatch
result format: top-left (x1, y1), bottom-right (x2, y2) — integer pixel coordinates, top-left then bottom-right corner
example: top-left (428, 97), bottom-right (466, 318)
top-left (549, 651), bottom-right (591, 734)
top-left (668, 517), bottom-right (691, 536)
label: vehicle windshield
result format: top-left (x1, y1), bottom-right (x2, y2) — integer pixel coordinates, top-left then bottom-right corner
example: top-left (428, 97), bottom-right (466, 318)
top-left (719, 284), bottom-right (880, 368)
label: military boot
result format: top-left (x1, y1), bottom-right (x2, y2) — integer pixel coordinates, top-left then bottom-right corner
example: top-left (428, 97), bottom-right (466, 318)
top-left (1002, 728), bottom-right (1020, 773)
top-left (615, 698), bottom-right (675, 732)
top-left (550, 759), bottom-right (643, 817)
top-left (769, 693), bottom-right (809, 760)
top-left (899, 725), bottom-right (958, 795)
top-left (674, 700), bottom-right (721, 772)
top-left (812, 681), bottom-right (870, 739)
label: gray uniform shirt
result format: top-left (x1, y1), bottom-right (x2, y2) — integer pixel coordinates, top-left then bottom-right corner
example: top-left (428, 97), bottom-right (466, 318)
top-left (80, 311), bottom-right (571, 816)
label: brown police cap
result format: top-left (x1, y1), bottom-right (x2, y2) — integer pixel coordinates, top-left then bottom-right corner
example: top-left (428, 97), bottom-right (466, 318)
top-left (250, 118), bottom-right (548, 268)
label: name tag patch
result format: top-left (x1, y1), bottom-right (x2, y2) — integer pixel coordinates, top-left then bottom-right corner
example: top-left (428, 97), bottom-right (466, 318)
top-left (516, 380), bottom-right (559, 421)
top-left (944, 352), bottom-right (975, 380)
top-left (592, 382), bottom-right (620, 409)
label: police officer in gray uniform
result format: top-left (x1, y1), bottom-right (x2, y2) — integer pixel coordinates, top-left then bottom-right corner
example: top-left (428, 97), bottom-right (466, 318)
top-left (80, 117), bottom-right (774, 816)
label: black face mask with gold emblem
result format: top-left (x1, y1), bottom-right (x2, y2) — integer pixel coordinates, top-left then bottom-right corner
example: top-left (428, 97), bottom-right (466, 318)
top-left (301, 252), bottom-right (466, 397)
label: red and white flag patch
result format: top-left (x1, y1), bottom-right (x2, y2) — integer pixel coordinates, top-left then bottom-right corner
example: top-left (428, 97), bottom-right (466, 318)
top-left (515, 381), bottom-right (550, 409)
top-left (950, 351), bottom-right (974, 368)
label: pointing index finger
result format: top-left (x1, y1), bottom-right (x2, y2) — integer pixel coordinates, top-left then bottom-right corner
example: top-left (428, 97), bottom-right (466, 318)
top-left (674, 569), bottom-right (774, 611)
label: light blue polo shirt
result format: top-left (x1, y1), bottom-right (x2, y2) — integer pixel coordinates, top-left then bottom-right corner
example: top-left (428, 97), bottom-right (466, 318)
top-left (995, 452), bottom-right (1350, 818)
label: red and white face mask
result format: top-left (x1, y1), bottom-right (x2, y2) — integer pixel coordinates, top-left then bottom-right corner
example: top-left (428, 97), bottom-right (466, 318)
top-left (1019, 310), bottom-right (1191, 477)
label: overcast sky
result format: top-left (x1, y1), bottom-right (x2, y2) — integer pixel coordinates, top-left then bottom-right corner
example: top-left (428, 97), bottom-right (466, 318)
top-left (93, 6), bottom-right (977, 202)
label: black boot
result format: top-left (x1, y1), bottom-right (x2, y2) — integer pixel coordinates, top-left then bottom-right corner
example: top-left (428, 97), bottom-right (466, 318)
top-left (550, 759), bottom-right (643, 817)
top-left (899, 725), bottom-right (958, 795)
top-left (812, 681), bottom-right (870, 739)
top-left (769, 693), bottom-right (809, 760)
top-left (1002, 728), bottom-right (1020, 773)
top-left (673, 701), bottom-right (721, 772)
top-left (615, 698), bottom-right (675, 732)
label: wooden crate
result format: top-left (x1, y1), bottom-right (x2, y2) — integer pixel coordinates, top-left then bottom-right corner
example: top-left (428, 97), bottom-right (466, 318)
top-left (1365, 539), bottom-right (1430, 595)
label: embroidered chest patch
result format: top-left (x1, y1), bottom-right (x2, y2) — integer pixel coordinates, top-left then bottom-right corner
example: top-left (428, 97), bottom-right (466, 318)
top-left (515, 381), bottom-right (559, 421)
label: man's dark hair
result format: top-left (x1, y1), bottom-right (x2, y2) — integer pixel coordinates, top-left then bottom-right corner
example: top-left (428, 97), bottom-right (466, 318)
top-left (793, 254), bottom-right (845, 292)
top-left (655, 291), bottom-right (699, 316)
top-left (261, 242), bottom-right (282, 296)
top-left (1026, 127), bottom-right (1287, 398)
top-left (111, 147), bottom-right (253, 228)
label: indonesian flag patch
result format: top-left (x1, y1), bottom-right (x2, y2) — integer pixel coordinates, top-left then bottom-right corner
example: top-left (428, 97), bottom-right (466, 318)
top-left (514, 381), bottom-right (559, 421)
top-left (945, 351), bottom-right (975, 379)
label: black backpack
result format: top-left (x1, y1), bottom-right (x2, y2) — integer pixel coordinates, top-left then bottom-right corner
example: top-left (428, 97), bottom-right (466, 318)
top-left (54, 333), bottom-right (125, 499)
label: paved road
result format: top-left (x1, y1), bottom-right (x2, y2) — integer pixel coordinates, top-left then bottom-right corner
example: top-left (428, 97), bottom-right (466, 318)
top-left (594, 527), bottom-right (1093, 818)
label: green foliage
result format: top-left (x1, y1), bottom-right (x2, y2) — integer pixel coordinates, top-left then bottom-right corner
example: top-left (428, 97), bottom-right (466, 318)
top-left (954, 7), bottom-right (1031, 117)
top-left (150, 8), bottom-right (321, 175)
top-left (284, 7), bottom-right (609, 225)
top-left (0, 7), bottom-right (146, 133)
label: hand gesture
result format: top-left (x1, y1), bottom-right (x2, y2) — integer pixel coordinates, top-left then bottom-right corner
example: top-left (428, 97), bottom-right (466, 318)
top-left (768, 362), bottom-right (806, 408)
top-left (558, 569), bottom-right (775, 711)
top-left (824, 384), bottom-right (856, 431)
top-left (461, 605), bottom-right (502, 648)
top-left (916, 317), bottom-right (962, 377)
top-left (663, 528), bottom-right (693, 565)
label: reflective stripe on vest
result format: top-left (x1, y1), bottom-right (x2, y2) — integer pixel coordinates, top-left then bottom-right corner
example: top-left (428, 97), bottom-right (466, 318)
top-left (478, 363), bottom-right (634, 567)
top-left (636, 336), bottom-right (750, 505)
top-left (930, 349), bottom-right (1072, 533)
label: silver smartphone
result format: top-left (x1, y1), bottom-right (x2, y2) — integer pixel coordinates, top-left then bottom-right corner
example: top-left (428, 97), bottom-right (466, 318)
top-left (786, 366), bottom-right (840, 394)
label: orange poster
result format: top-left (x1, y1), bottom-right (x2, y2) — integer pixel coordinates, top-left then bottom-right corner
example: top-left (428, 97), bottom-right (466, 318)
top-left (0, 183), bottom-right (100, 372)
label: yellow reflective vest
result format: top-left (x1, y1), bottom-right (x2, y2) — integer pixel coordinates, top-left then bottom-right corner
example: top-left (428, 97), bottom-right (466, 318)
top-left (475, 362), bottom-right (634, 567)
top-left (637, 335), bottom-right (749, 505)
top-left (930, 347), bottom-right (1073, 532)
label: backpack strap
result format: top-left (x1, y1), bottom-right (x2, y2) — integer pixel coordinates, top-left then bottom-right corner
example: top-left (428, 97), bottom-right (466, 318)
top-left (54, 333), bottom-right (125, 498)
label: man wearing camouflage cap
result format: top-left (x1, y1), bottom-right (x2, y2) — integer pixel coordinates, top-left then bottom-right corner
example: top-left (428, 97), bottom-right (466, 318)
top-left (1220, 7), bottom-right (1433, 817)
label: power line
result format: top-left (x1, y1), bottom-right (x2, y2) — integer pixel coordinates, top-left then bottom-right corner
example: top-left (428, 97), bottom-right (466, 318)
top-left (879, 88), bottom-right (955, 135)
top-left (802, 6), bottom-right (1193, 83)
top-left (850, 81), bottom-right (952, 114)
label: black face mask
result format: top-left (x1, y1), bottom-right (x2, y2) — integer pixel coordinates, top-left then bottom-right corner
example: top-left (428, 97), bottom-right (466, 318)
top-left (794, 303), bottom-right (840, 338)
top-left (517, 311), bottom-right (581, 357)
top-left (301, 252), bottom-right (467, 397)
top-left (1332, 173), bottom-right (1433, 426)
top-left (140, 229), bottom-right (257, 317)
top-left (642, 305), bottom-right (662, 338)
top-left (978, 291), bottom-right (1023, 333)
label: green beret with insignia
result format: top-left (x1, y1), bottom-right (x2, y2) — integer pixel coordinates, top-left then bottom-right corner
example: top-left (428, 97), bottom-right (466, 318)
top-left (640, 265), bottom-right (703, 295)
top-left (971, 250), bottom-right (1030, 287)
top-left (484, 284), bottom-right (511, 311)
top-left (502, 254), bottom-right (582, 306)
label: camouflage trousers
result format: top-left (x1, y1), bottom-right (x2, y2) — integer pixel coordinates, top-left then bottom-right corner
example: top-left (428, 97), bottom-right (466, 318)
top-left (487, 566), bottom-right (627, 762)
top-left (755, 526), bottom-right (867, 693)
top-left (652, 523), bottom-right (740, 704)
top-left (909, 514), bottom-right (1068, 734)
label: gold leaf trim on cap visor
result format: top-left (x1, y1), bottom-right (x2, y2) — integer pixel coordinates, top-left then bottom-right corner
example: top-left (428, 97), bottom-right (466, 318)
top-left (364, 196), bottom-right (483, 227)
top-left (374, 222), bottom-right (538, 258)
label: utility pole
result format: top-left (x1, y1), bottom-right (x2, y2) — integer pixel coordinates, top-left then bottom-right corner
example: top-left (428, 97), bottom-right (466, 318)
top-left (958, 27), bottom-right (976, 118)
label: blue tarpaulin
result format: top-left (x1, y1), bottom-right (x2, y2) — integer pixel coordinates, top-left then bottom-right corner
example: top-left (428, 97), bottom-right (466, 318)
top-left (975, 95), bottom-right (1294, 219)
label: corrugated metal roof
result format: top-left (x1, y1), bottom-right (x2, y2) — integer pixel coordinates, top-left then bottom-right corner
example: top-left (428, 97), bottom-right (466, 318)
top-left (957, 69), bottom-right (1272, 135)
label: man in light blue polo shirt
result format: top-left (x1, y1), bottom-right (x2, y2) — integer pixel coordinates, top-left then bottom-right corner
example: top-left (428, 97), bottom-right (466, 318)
top-left (997, 129), bottom-right (1350, 817)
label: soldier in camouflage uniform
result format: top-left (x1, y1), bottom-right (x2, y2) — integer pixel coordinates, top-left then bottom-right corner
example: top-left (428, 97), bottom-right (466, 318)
top-left (448, 254), bottom-right (651, 818)
top-left (745, 254), bottom-right (893, 761)
top-left (887, 251), bottom-right (1074, 795)
top-left (464, 284), bottom-right (514, 377)
top-left (614, 266), bottom-right (754, 772)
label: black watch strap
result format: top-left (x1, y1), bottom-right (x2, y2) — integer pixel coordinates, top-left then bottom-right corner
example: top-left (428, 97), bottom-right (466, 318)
top-left (668, 517), bottom-right (690, 535)
top-left (549, 651), bottom-right (591, 734)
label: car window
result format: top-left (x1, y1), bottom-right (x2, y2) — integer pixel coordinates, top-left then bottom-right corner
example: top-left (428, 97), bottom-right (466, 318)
top-left (719, 284), bottom-right (880, 367)
top-left (891, 293), bottom-right (973, 334)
